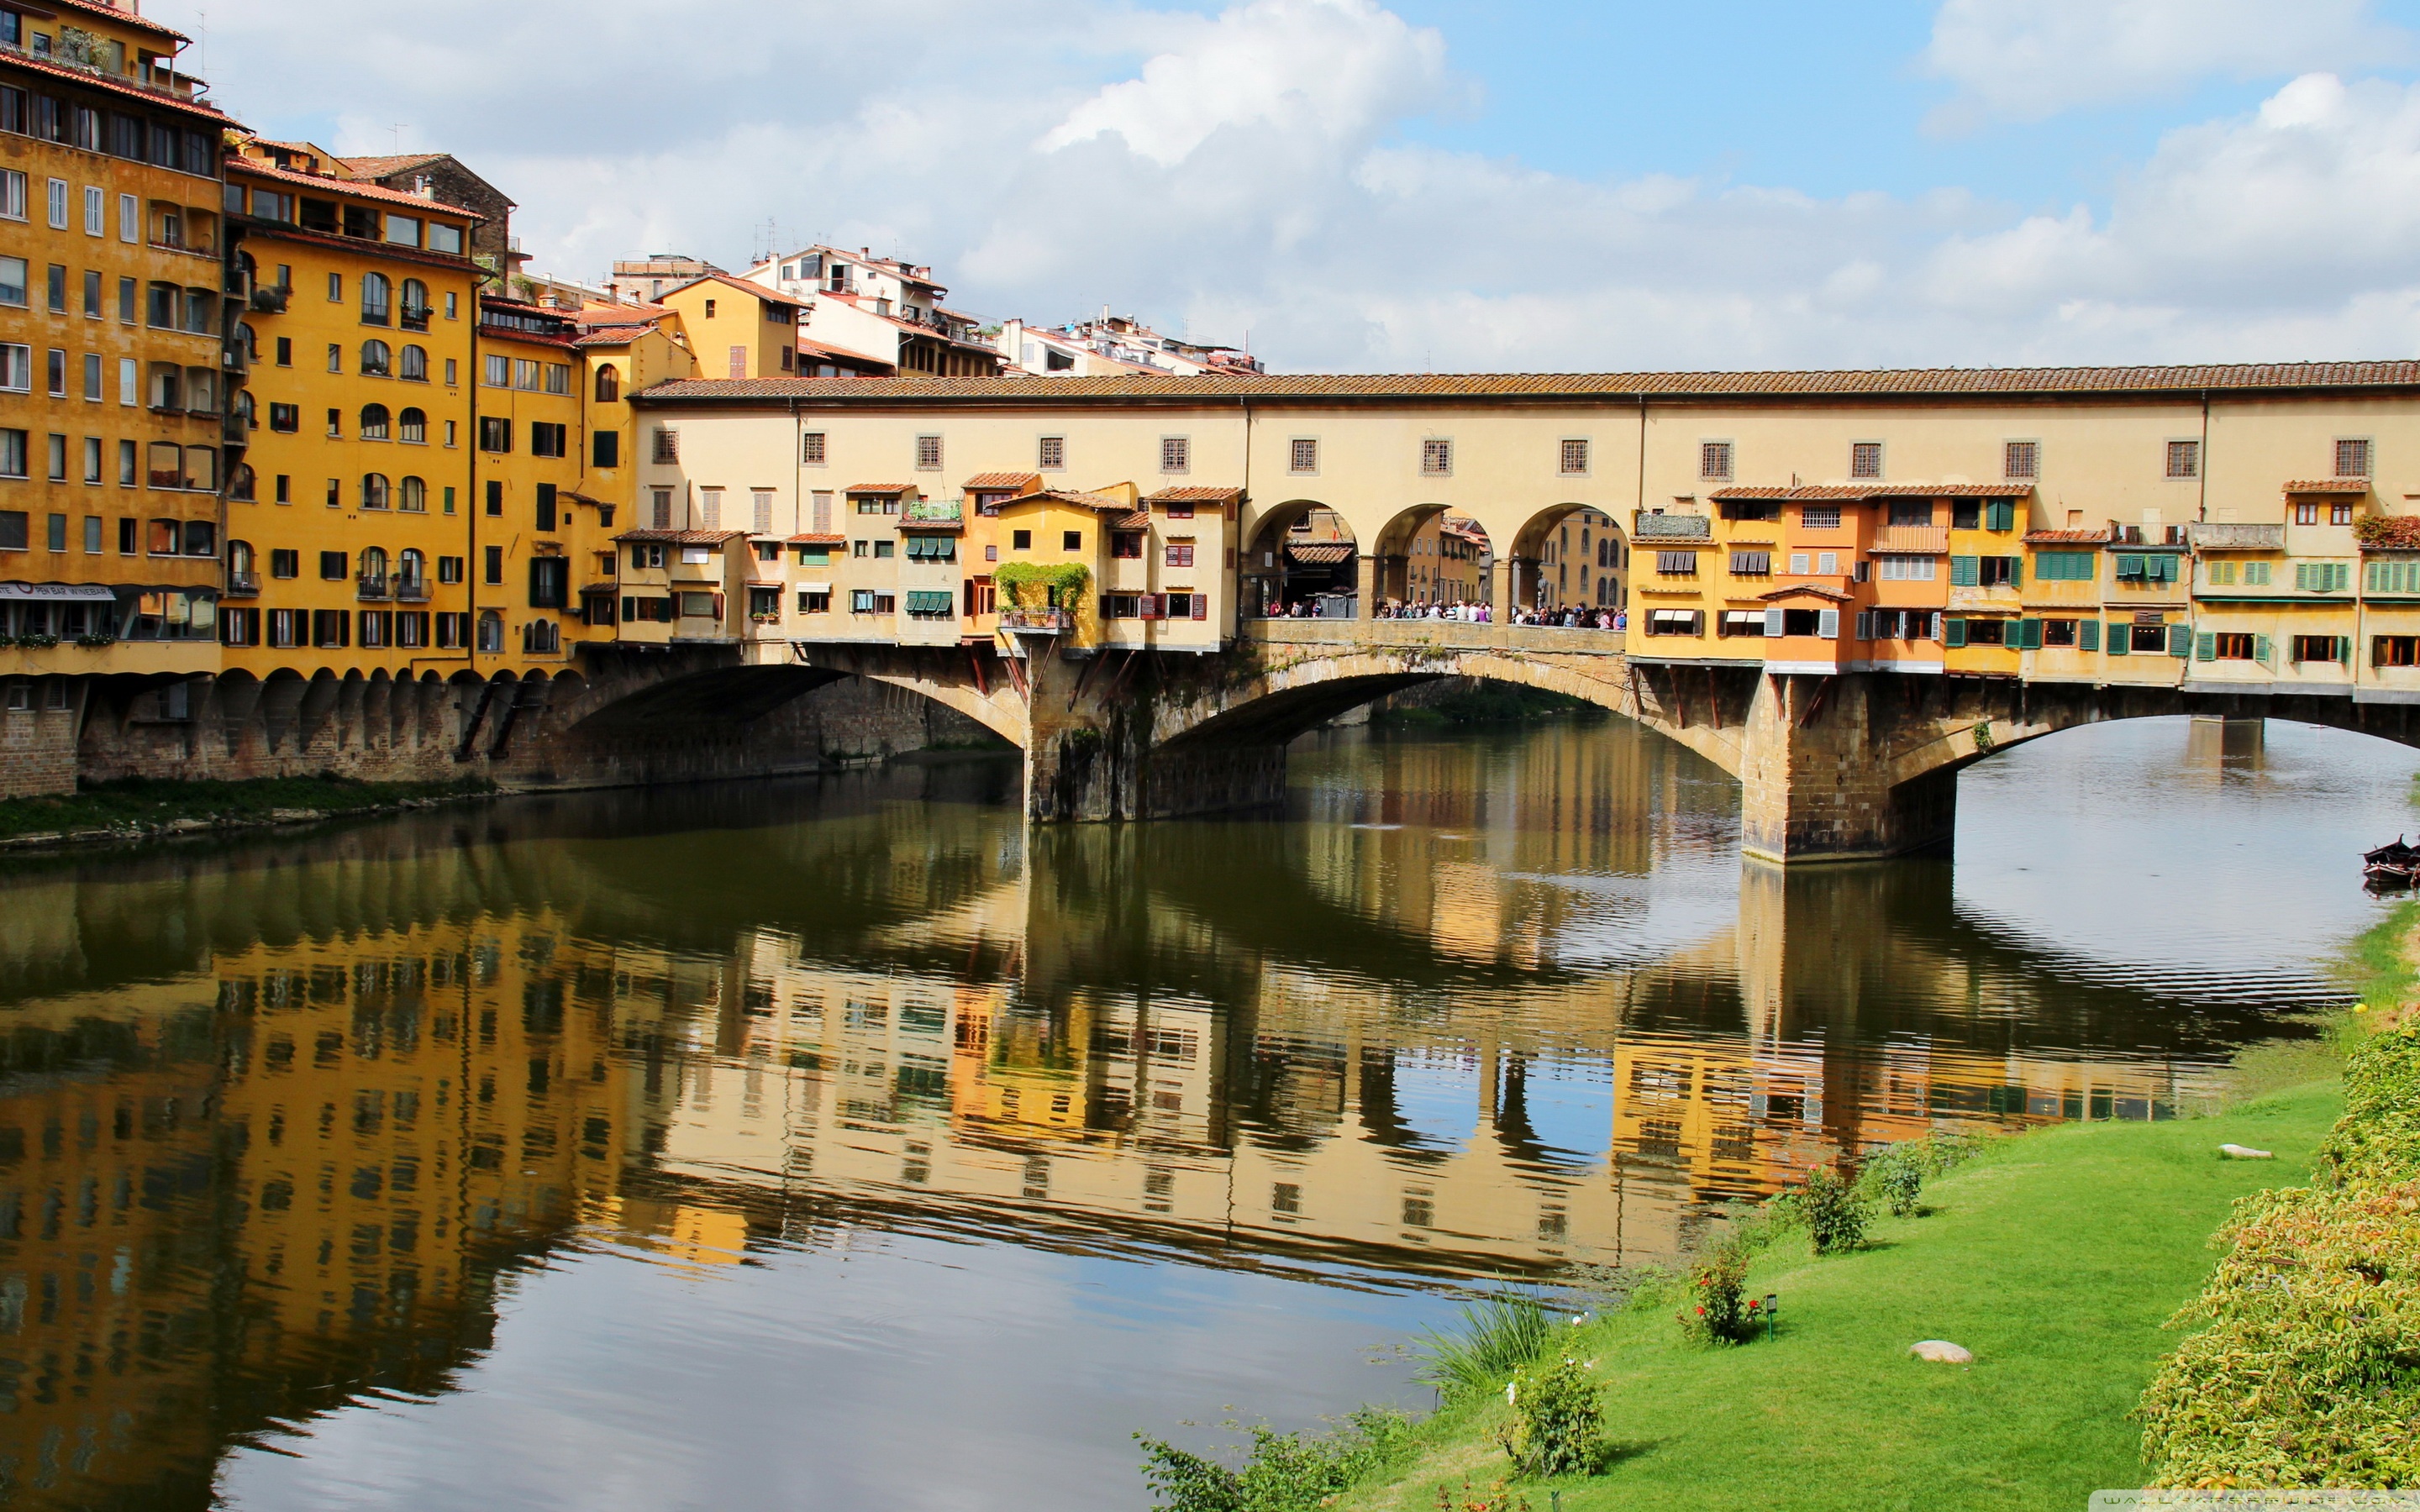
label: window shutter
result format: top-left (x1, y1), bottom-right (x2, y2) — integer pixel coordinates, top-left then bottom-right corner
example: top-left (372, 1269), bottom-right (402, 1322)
top-left (1763, 606), bottom-right (1783, 637)
top-left (1944, 617), bottom-right (1967, 648)
top-left (1140, 594), bottom-right (1161, 621)
top-left (2294, 561), bottom-right (2311, 591)
top-left (2255, 633), bottom-right (2272, 665)
top-left (2167, 623), bottom-right (2191, 657)
top-left (1818, 607), bottom-right (1839, 640)
top-left (2079, 618), bottom-right (2100, 652)
top-left (2007, 557), bottom-right (2023, 588)
top-left (2107, 624), bottom-right (2129, 656)
top-left (1950, 555), bottom-right (1979, 586)
top-left (1854, 610), bottom-right (1872, 640)
top-left (1192, 594), bottom-right (1207, 621)
top-left (2341, 635), bottom-right (2354, 664)
top-left (2196, 631), bottom-right (2215, 661)
top-left (2018, 617), bottom-right (2041, 649)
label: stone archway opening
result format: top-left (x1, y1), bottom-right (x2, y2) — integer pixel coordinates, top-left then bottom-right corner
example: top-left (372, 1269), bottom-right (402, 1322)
top-left (1508, 504), bottom-right (1628, 618)
top-left (1242, 499), bottom-right (1358, 618)
top-left (1368, 506), bottom-right (1495, 615)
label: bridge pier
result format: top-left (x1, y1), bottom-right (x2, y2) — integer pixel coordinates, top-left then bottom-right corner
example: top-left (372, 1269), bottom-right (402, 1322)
top-left (1738, 672), bottom-right (1959, 865)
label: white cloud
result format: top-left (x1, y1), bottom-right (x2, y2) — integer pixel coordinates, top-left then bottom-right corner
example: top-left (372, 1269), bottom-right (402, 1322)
top-left (1921, 0), bottom-right (2411, 128)
top-left (187, 0), bottom-right (2420, 374)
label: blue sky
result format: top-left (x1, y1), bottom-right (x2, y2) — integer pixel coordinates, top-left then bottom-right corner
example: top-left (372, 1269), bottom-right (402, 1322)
top-left (196, 0), bottom-right (2420, 372)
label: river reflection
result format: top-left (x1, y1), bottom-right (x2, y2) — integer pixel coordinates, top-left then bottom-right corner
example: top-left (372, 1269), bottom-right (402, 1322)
top-left (0, 715), bottom-right (2410, 1509)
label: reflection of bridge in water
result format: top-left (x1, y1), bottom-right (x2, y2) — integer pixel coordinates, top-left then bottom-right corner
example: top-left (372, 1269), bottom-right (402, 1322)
top-left (0, 755), bottom-right (2318, 1504)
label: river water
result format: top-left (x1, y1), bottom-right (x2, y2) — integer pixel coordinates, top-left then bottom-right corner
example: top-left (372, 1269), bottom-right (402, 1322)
top-left (0, 712), bottom-right (2411, 1510)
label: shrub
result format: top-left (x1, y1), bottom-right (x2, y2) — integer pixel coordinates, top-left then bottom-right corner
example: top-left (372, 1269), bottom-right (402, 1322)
top-left (1138, 1406), bottom-right (1413, 1511)
top-left (1497, 1355), bottom-right (1604, 1479)
top-left (1417, 1292), bottom-right (1555, 1400)
top-left (1802, 1164), bottom-right (1867, 1255)
top-left (1676, 1245), bottom-right (1757, 1345)
top-left (1860, 1147), bottom-right (1925, 1217)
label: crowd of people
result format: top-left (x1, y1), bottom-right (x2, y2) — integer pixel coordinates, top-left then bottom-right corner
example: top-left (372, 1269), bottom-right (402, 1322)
top-left (1265, 596), bottom-right (1625, 630)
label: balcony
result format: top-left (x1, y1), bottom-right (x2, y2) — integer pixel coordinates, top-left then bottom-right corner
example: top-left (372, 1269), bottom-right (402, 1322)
top-left (1872, 525), bottom-right (1949, 554)
top-left (998, 606), bottom-right (1073, 633)
top-left (221, 414), bottom-right (249, 445)
top-left (2189, 522), bottom-right (2286, 551)
top-left (1634, 512), bottom-right (1712, 540)
top-left (249, 286), bottom-right (291, 315)
top-left (224, 572), bottom-right (260, 597)
top-left (400, 307), bottom-right (431, 333)
top-left (356, 575), bottom-right (392, 601)
top-left (394, 576), bottom-right (430, 602)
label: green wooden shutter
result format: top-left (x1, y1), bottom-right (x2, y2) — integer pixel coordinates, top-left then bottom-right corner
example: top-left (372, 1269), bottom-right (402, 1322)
top-left (2255, 633), bottom-right (2272, 665)
top-left (2008, 556), bottom-right (2023, 588)
top-left (1985, 500), bottom-right (2014, 531)
top-left (2341, 636), bottom-right (2354, 665)
top-left (2295, 561), bottom-right (2312, 591)
top-left (2080, 618), bottom-right (2100, 652)
top-left (1944, 617), bottom-right (1967, 648)
top-left (2107, 624), bottom-right (2129, 656)
top-left (1950, 555), bottom-right (1979, 586)
top-left (2196, 631), bottom-right (2215, 661)
top-left (2167, 623), bottom-right (2191, 657)
top-left (2016, 617), bottom-right (2040, 649)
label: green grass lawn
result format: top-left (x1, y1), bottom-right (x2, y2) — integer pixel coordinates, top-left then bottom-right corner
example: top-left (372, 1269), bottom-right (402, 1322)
top-left (1339, 1084), bottom-right (2344, 1512)
top-left (0, 774), bottom-right (492, 842)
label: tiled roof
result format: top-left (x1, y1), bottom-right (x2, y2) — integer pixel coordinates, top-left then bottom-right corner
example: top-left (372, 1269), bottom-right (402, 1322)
top-left (1286, 543), bottom-right (1355, 565)
top-left (334, 152), bottom-right (449, 179)
top-left (666, 272), bottom-right (812, 311)
top-left (1146, 485), bottom-right (1243, 503)
top-left (574, 302), bottom-right (670, 326)
top-left (845, 483), bottom-right (913, 496)
top-left (614, 529), bottom-right (747, 545)
top-left (629, 363), bottom-right (2420, 407)
top-left (229, 157), bottom-right (481, 218)
top-left (1709, 482), bottom-right (2033, 501)
top-left (787, 533), bottom-right (846, 545)
top-left (2281, 478), bottom-right (2371, 494)
top-left (1109, 510), bottom-right (1152, 531)
top-left (963, 471), bottom-right (1042, 491)
top-left (1756, 584), bottom-right (1854, 602)
top-left (1001, 489), bottom-right (1136, 513)
top-left (2, 45), bottom-right (232, 123)
top-left (2023, 529), bottom-right (2112, 543)
top-left (572, 328), bottom-right (644, 348)
top-left (37, 0), bottom-right (187, 42)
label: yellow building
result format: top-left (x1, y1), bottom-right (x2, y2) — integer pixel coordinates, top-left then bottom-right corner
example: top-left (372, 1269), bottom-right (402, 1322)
top-left (470, 295), bottom-right (604, 665)
top-left (654, 273), bottom-right (814, 381)
top-left (221, 138), bottom-right (481, 672)
top-left (0, 1), bottom-right (239, 794)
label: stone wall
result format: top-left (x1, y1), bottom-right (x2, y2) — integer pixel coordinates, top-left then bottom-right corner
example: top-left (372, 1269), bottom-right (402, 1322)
top-left (0, 700), bottom-right (82, 800)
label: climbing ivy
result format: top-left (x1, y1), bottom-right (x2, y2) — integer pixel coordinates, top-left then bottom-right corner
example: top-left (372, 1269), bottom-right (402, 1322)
top-left (995, 562), bottom-right (1091, 607)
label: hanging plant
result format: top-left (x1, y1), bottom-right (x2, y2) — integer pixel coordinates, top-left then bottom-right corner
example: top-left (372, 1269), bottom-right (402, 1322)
top-left (995, 562), bottom-right (1090, 608)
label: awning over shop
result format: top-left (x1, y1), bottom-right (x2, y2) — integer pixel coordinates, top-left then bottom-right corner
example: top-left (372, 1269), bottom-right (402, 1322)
top-left (0, 583), bottom-right (116, 601)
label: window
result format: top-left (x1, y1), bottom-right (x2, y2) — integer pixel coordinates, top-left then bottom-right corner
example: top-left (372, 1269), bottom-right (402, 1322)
top-left (1111, 531), bottom-right (1144, 559)
top-left (1061, 530), bottom-right (1082, 551)
top-left (0, 171), bottom-right (18, 222)
top-left (1160, 435), bottom-right (1189, 473)
top-left (1038, 435), bottom-right (1064, 470)
top-left (529, 557), bottom-right (569, 609)
top-left (1165, 542), bottom-right (1195, 567)
top-left (1876, 555), bottom-right (1936, 581)
top-left (1729, 549), bottom-right (1770, 575)
top-left (45, 176), bottom-right (65, 229)
top-left (653, 428), bottom-right (677, 463)
top-left (2004, 440), bottom-right (2039, 480)
top-left (2165, 439), bottom-right (2200, 479)
top-left (1801, 506), bottom-right (1841, 530)
top-left (396, 407), bottom-right (426, 444)
top-left (0, 257), bottom-right (22, 307)
top-left (45, 348), bottom-right (63, 396)
top-left (1655, 550), bottom-right (1698, 576)
top-left (1849, 442), bottom-right (1882, 479)
top-left (513, 359), bottom-right (541, 391)
top-left (1011, 529), bottom-right (1033, 550)
top-left (270, 548), bottom-right (298, 579)
top-left (438, 554), bottom-right (465, 584)
top-left (360, 270), bottom-right (390, 325)
top-left (2375, 636), bottom-right (2420, 668)
top-left (1290, 438), bottom-right (1318, 474)
top-left (399, 475), bottom-right (427, 513)
top-left (267, 402), bottom-right (298, 434)
top-left (596, 365), bottom-right (621, 402)
top-left (2042, 617), bottom-right (2078, 647)
top-left (397, 344), bottom-right (428, 381)
top-left (45, 263), bottom-right (63, 312)
top-left (914, 434), bottom-right (942, 470)
top-left (1421, 438), bottom-right (1451, 475)
top-left (483, 354), bottom-right (509, 387)
top-left (429, 223), bottom-right (462, 256)
top-left (479, 417), bottom-right (512, 453)
top-left (0, 344), bottom-right (24, 394)
top-left (594, 431), bottom-right (619, 467)
top-left (2294, 560), bottom-right (2352, 593)
top-left (484, 545), bottom-right (503, 585)
top-left (2034, 550), bottom-right (2096, 581)
top-left (1561, 438), bottom-right (1591, 475)
top-left (2290, 634), bottom-right (2344, 664)
top-left (2336, 438), bottom-right (2373, 478)
top-left (1645, 608), bottom-right (1702, 636)
top-left (360, 403), bottom-right (390, 441)
top-left (486, 480), bottom-right (503, 517)
top-left (531, 422), bottom-right (566, 458)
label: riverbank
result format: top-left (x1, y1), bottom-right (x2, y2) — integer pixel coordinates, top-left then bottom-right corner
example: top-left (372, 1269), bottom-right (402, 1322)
top-left (1305, 909), bottom-right (2419, 1512)
top-left (0, 774), bottom-right (497, 849)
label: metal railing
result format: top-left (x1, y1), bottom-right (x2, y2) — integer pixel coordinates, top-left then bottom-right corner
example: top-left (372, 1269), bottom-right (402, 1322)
top-left (998, 606), bottom-right (1073, 633)
top-left (393, 576), bottom-right (430, 602)
top-left (355, 575), bottom-right (391, 601)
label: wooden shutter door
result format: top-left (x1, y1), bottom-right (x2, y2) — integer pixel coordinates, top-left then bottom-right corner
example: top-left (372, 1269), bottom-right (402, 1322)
top-left (1192, 594), bottom-right (1207, 621)
top-left (2107, 623), bottom-right (2128, 655)
top-left (1763, 606), bottom-right (1783, 637)
top-left (1817, 608), bottom-right (1839, 640)
top-left (2195, 631), bottom-right (2215, 660)
top-left (2168, 623), bottom-right (2191, 657)
top-left (1944, 617), bottom-right (1967, 648)
top-left (2080, 619), bottom-right (2100, 652)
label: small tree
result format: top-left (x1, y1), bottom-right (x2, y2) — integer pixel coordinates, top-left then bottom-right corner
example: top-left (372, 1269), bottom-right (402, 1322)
top-left (1497, 1356), bottom-right (1603, 1478)
top-left (1861, 1147), bottom-right (1924, 1216)
top-left (1676, 1245), bottom-right (1756, 1344)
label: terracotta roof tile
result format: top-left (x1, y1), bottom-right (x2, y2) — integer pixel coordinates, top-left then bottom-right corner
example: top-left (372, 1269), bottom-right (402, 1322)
top-left (787, 533), bottom-right (846, 545)
top-left (963, 471), bottom-right (1042, 491)
top-left (613, 529), bottom-right (747, 545)
top-left (1108, 510), bottom-right (1151, 531)
top-left (229, 157), bottom-right (481, 218)
top-left (572, 328), bottom-right (644, 348)
top-left (1146, 485), bottom-right (1243, 503)
top-left (1710, 482), bottom-right (2033, 502)
top-left (845, 483), bottom-right (913, 496)
top-left (1002, 488), bottom-right (1136, 513)
top-left (666, 272), bottom-right (811, 310)
top-left (333, 152), bottom-right (449, 179)
top-left (1286, 543), bottom-right (1355, 564)
top-left (2, 46), bottom-right (232, 123)
top-left (630, 363), bottom-right (2420, 407)
top-left (2023, 529), bottom-right (2112, 543)
top-left (2281, 478), bottom-right (2371, 494)
top-left (42, 0), bottom-right (188, 40)
top-left (1755, 584), bottom-right (1854, 602)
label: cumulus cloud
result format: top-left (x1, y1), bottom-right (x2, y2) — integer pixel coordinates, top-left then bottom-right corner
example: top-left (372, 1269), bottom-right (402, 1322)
top-left (186, 0), bottom-right (2420, 373)
top-left (1920, 0), bottom-right (2411, 128)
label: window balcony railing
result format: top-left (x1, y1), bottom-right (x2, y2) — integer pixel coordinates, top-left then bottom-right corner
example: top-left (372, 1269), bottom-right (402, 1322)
top-left (224, 571), bottom-right (260, 596)
top-left (393, 576), bottom-right (430, 602)
top-left (249, 286), bottom-right (290, 315)
top-left (998, 606), bottom-right (1073, 633)
top-left (1873, 525), bottom-right (1949, 554)
top-left (399, 307), bottom-right (431, 332)
top-left (221, 414), bottom-right (250, 445)
top-left (356, 575), bottom-right (392, 601)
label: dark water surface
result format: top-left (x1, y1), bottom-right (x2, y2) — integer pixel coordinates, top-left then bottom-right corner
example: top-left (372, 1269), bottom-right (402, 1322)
top-left (0, 714), bottom-right (2411, 1509)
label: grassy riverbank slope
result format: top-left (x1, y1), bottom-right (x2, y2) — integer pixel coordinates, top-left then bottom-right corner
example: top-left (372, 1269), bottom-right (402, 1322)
top-left (0, 774), bottom-right (492, 846)
top-left (1338, 1086), bottom-right (2345, 1512)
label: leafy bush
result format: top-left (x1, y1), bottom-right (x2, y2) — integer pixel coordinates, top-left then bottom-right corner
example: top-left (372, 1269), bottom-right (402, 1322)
top-left (1676, 1245), bottom-right (1757, 1345)
top-left (2139, 1026), bottom-right (2420, 1488)
top-left (1416, 1292), bottom-right (1555, 1400)
top-left (1138, 1406), bottom-right (1413, 1512)
top-left (1497, 1355), bottom-right (1604, 1478)
top-left (1860, 1147), bottom-right (1926, 1216)
top-left (1802, 1165), bottom-right (1868, 1255)
top-left (1433, 1482), bottom-right (1534, 1511)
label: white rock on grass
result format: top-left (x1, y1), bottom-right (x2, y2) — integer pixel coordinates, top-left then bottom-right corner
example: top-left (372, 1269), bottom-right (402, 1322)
top-left (1908, 1341), bottom-right (1974, 1364)
top-left (2218, 1144), bottom-right (2274, 1159)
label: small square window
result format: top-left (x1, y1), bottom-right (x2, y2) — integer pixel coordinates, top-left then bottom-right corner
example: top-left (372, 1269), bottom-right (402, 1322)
top-left (1061, 530), bottom-right (1081, 551)
top-left (914, 433), bottom-right (942, 470)
top-left (2004, 440), bottom-right (2039, 480)
top-left (1289, 438), bottom-right (1318, 474)
top-left (1160, 435), bottom-right (1188, 474)
top-left (1421, 438), bottom-right (1451, 475)
top-left (2336, 438), bottom-right (2373, 478)
top-left (1699, 441), bottom-right (1732, 481)
top-left (1560, 438), bottom-right (1589, 475)
top-left (802, 431), bottom-right (825, 465)
top-left (1038, 435), bottom-right (1065, 470)
top-left (1849, 442), bottom-right (1882, 479)
top-left (2165, 439), bottom-right (2200, 480)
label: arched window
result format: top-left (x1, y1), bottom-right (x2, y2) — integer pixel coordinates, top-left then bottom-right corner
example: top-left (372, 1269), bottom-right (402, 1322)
top-left (229, 463), bottom-right (255, 501)
top-left (360, 403), bottom-right (390, 439)
top-left (398, 475), bottom-right (427, 512)
top-left (594, 365), bottom-right (619, 402)
top-left (399, 548), bottom-right (425, 585)
top-left (476, 610), bottom-right (503, 653)
top-left (400, 278), bottom-right (429, 328)
top-left (360, 545), bottom-right (389, 580)
top-left (397, 407), bottom-right (427, 444)
top-left (361, 270), bottom-right (391, 325)
top-left (360, 340), bottom-right (391, 377)
top-left (399, 344), bottom-right (428, 381)
top-left (228, 539), bottom-right (255, 577)
top-left (237, 320), bottom-right (258, 360)
top-left (361, 473), bottom-right (390, 510)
